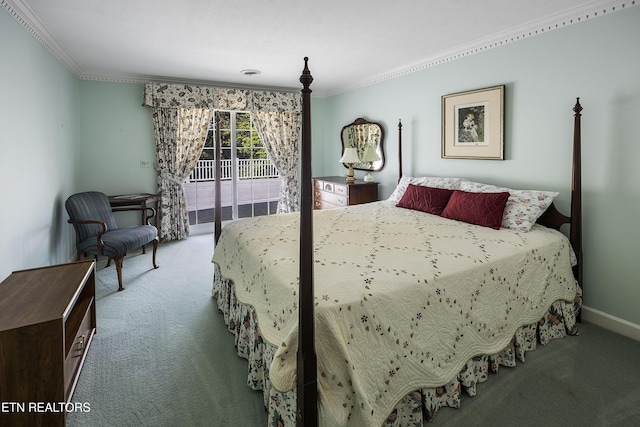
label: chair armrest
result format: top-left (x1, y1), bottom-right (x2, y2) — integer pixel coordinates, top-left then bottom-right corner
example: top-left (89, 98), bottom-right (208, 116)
top-left (68, 219), bottom-right (108, 249)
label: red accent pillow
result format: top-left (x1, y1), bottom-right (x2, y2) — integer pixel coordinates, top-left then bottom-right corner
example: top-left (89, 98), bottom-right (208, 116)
top-left (396, 184), bottom-right (454, 215)
top-left (441, 190), bottom-right (510, 229)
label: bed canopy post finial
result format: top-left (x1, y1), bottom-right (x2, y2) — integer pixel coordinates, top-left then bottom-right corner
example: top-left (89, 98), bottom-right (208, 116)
top-left (297, 56), bottom-right (318, 427)
top-left (571, 97), bottom-right (583, 291)
top-left (301, 57), bottom-right (313, 82)
top-left (398, 119), bottom-right (403, 184)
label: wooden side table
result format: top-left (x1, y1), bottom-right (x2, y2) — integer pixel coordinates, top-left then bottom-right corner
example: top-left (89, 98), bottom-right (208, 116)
top-left (108, 193), bottom-right (159, 226)
top-left (0, 261), bottom-right (96, 426)
top-left (313, 176), bottom-right (378, 210)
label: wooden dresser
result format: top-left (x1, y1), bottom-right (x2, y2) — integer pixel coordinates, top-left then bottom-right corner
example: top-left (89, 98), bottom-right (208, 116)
top-left (0, 261), bottom-right (96, 427)
top-left (313, 176), bottom-right (378, 210)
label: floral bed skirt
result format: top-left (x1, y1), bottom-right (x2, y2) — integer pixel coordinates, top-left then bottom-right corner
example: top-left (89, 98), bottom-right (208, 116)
top-left (212, 264), bottom-right (581, 426)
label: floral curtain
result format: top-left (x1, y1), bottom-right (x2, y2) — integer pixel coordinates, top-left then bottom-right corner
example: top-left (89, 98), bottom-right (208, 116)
top-left (143, 83), bottom-right (216, 108)
top-left (143, 83), bottom-right (302, 238)
top-left (250, 90), bottom-right (303, 214)
top-left (143, 84), bottom-right (302, 111)
top-left (152, 107), bottom-right (211, 241)
top-left (252, 111), bottom-right (301, 213)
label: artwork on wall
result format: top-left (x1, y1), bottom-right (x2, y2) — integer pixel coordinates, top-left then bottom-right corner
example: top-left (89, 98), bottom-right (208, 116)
top-left (441, 85), bottom-right (504, 159)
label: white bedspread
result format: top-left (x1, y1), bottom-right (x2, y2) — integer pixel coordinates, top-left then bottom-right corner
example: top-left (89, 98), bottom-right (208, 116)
top-left (212, 201), bottom-right (578, 427)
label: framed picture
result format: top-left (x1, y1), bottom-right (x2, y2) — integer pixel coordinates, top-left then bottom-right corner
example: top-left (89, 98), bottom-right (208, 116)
top-left (441, 85), bottom-right (504, 159)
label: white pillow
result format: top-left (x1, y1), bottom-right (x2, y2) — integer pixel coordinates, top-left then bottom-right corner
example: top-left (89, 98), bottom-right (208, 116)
top-left (459, 181), bottom-right (559, 232)
top-left (388, 176), bottom-right (464, 203)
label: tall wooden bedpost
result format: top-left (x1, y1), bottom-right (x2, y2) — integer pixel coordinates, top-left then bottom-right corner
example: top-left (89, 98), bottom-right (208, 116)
top-left (571, 98), bottom-right (583, 303)
top-left (398, 119), bottom-right (403, 183)
top-left (297, 57), bottom-right (318, 426)
top-left (214, 111), bottom-right (222, 245)
top-left (535, 98), bottom-right (583, 321)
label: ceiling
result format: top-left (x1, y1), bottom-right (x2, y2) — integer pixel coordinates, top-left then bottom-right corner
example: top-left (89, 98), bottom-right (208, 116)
top-left (4, 0), bottom-right (620, 97)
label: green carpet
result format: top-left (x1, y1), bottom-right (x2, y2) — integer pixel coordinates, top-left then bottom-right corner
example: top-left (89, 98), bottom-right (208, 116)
top-left (67, 234), bottom-right (265, 427)
top-left (68, 234), bottom-right (640, 426)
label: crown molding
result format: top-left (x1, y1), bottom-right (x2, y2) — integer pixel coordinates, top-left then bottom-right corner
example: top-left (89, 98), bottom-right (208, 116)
top-left (325, 0), bottom-right (638, 97)
top-left (4, 0), bottom-right (637, 97)
top-left (2, 0), bottom-right (83, 75)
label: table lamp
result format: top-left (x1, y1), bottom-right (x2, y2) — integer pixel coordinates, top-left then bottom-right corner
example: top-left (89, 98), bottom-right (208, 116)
top-left (361, 145), bottom-right (380, 182)
top-left (339, 147), bottom-right (361, 183)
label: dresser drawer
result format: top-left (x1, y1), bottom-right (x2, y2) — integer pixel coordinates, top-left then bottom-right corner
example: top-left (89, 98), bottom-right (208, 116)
top-left (316, 189), bottom-right (348, 207)
top-left (316, 179), bottom-right (348, 194)
top-left (334, 183), bottom-right (348, 196)
top-left (315, 199), bottom-right (342, 210)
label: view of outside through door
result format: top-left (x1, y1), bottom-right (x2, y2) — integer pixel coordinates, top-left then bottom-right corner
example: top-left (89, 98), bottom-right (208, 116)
top-left (183, 111), bottom-right (281, 232)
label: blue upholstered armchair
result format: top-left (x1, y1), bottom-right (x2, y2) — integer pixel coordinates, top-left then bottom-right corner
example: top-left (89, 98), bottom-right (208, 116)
top-left (65, 191), bottom-right (159, 291)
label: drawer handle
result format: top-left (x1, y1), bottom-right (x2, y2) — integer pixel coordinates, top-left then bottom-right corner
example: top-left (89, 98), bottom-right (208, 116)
top-left (78, 335), bottom-right (85, 353)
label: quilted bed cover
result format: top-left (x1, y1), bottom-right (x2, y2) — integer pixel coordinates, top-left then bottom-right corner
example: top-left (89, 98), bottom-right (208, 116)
top-left (212, 201), bottom-right (578, 426)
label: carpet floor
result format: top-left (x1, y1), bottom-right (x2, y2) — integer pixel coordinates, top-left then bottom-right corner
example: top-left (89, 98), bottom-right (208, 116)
top-left (67, 234), bottom-right (640, 427)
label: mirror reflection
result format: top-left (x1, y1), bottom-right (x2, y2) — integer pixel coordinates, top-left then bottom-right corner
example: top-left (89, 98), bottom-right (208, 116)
top-left (341, 118), bottom-right (385, 172)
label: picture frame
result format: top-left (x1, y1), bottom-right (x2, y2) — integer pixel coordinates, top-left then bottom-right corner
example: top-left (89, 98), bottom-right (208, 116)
top-left (441, 85), bottom-right (504, 160)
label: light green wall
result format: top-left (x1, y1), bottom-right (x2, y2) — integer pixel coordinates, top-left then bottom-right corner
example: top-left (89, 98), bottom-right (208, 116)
top-left (0, 8), bottom-right (79, 280)
top-left (319, 7), bottom-right (640, 325)
top-left (77, 82), bottom-right (156, 195)
top-left (310, 97), bottom-right (328, 177)
top-left (76, 81), bottom-right (157, 227)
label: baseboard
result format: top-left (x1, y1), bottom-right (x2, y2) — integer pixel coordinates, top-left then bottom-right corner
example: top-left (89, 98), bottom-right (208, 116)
top-left (582, 305), bottom-right (640, 342)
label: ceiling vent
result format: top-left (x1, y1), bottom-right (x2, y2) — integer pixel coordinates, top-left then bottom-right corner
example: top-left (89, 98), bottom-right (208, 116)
top-left (240, 69), bottom-right (261, 76)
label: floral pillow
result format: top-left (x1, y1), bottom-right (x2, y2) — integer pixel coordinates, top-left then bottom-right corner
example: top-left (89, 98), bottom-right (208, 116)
top-left (388, 176), bottom-right (463, 203)
top-left (459, 181), bottom-right (559, 232)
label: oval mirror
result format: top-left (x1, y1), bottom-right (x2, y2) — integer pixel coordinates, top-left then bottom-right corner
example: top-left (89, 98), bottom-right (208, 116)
top-left (340, 118), bottom-right (385, 172)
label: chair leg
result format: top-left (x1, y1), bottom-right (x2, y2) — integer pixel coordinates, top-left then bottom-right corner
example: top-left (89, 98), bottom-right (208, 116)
top-left (151, 237), bottom-right (159, 269)
top-left (113, 255), bottom-right (125, 291)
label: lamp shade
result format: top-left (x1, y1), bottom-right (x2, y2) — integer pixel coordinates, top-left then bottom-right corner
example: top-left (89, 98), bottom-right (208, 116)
top-left (339, 147), bottom-right (361, 164)
top-left (361, 145), bottom-right (380, 163)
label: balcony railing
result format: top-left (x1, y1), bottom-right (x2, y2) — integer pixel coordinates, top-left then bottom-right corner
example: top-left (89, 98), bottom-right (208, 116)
top-left (184, 158), bottom-right (282, 223)
top-left (187, 159), bottom-right (279, 182)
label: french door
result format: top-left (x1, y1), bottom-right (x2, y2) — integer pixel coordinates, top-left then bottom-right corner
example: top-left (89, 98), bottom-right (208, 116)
top-left (184, 111), bottom-right (281, 234)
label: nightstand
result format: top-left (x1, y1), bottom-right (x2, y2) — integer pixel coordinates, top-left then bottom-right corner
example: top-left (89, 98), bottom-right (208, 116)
top-left (313, 176), bottom-right (378, 210)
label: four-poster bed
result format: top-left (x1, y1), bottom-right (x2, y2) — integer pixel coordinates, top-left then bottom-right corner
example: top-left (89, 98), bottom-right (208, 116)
top-left (212, 59), bottom-right (583, 426)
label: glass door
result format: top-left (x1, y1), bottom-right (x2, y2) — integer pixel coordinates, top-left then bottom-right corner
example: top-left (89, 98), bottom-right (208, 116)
top-left (184, 111), bottom-right (281, 234)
